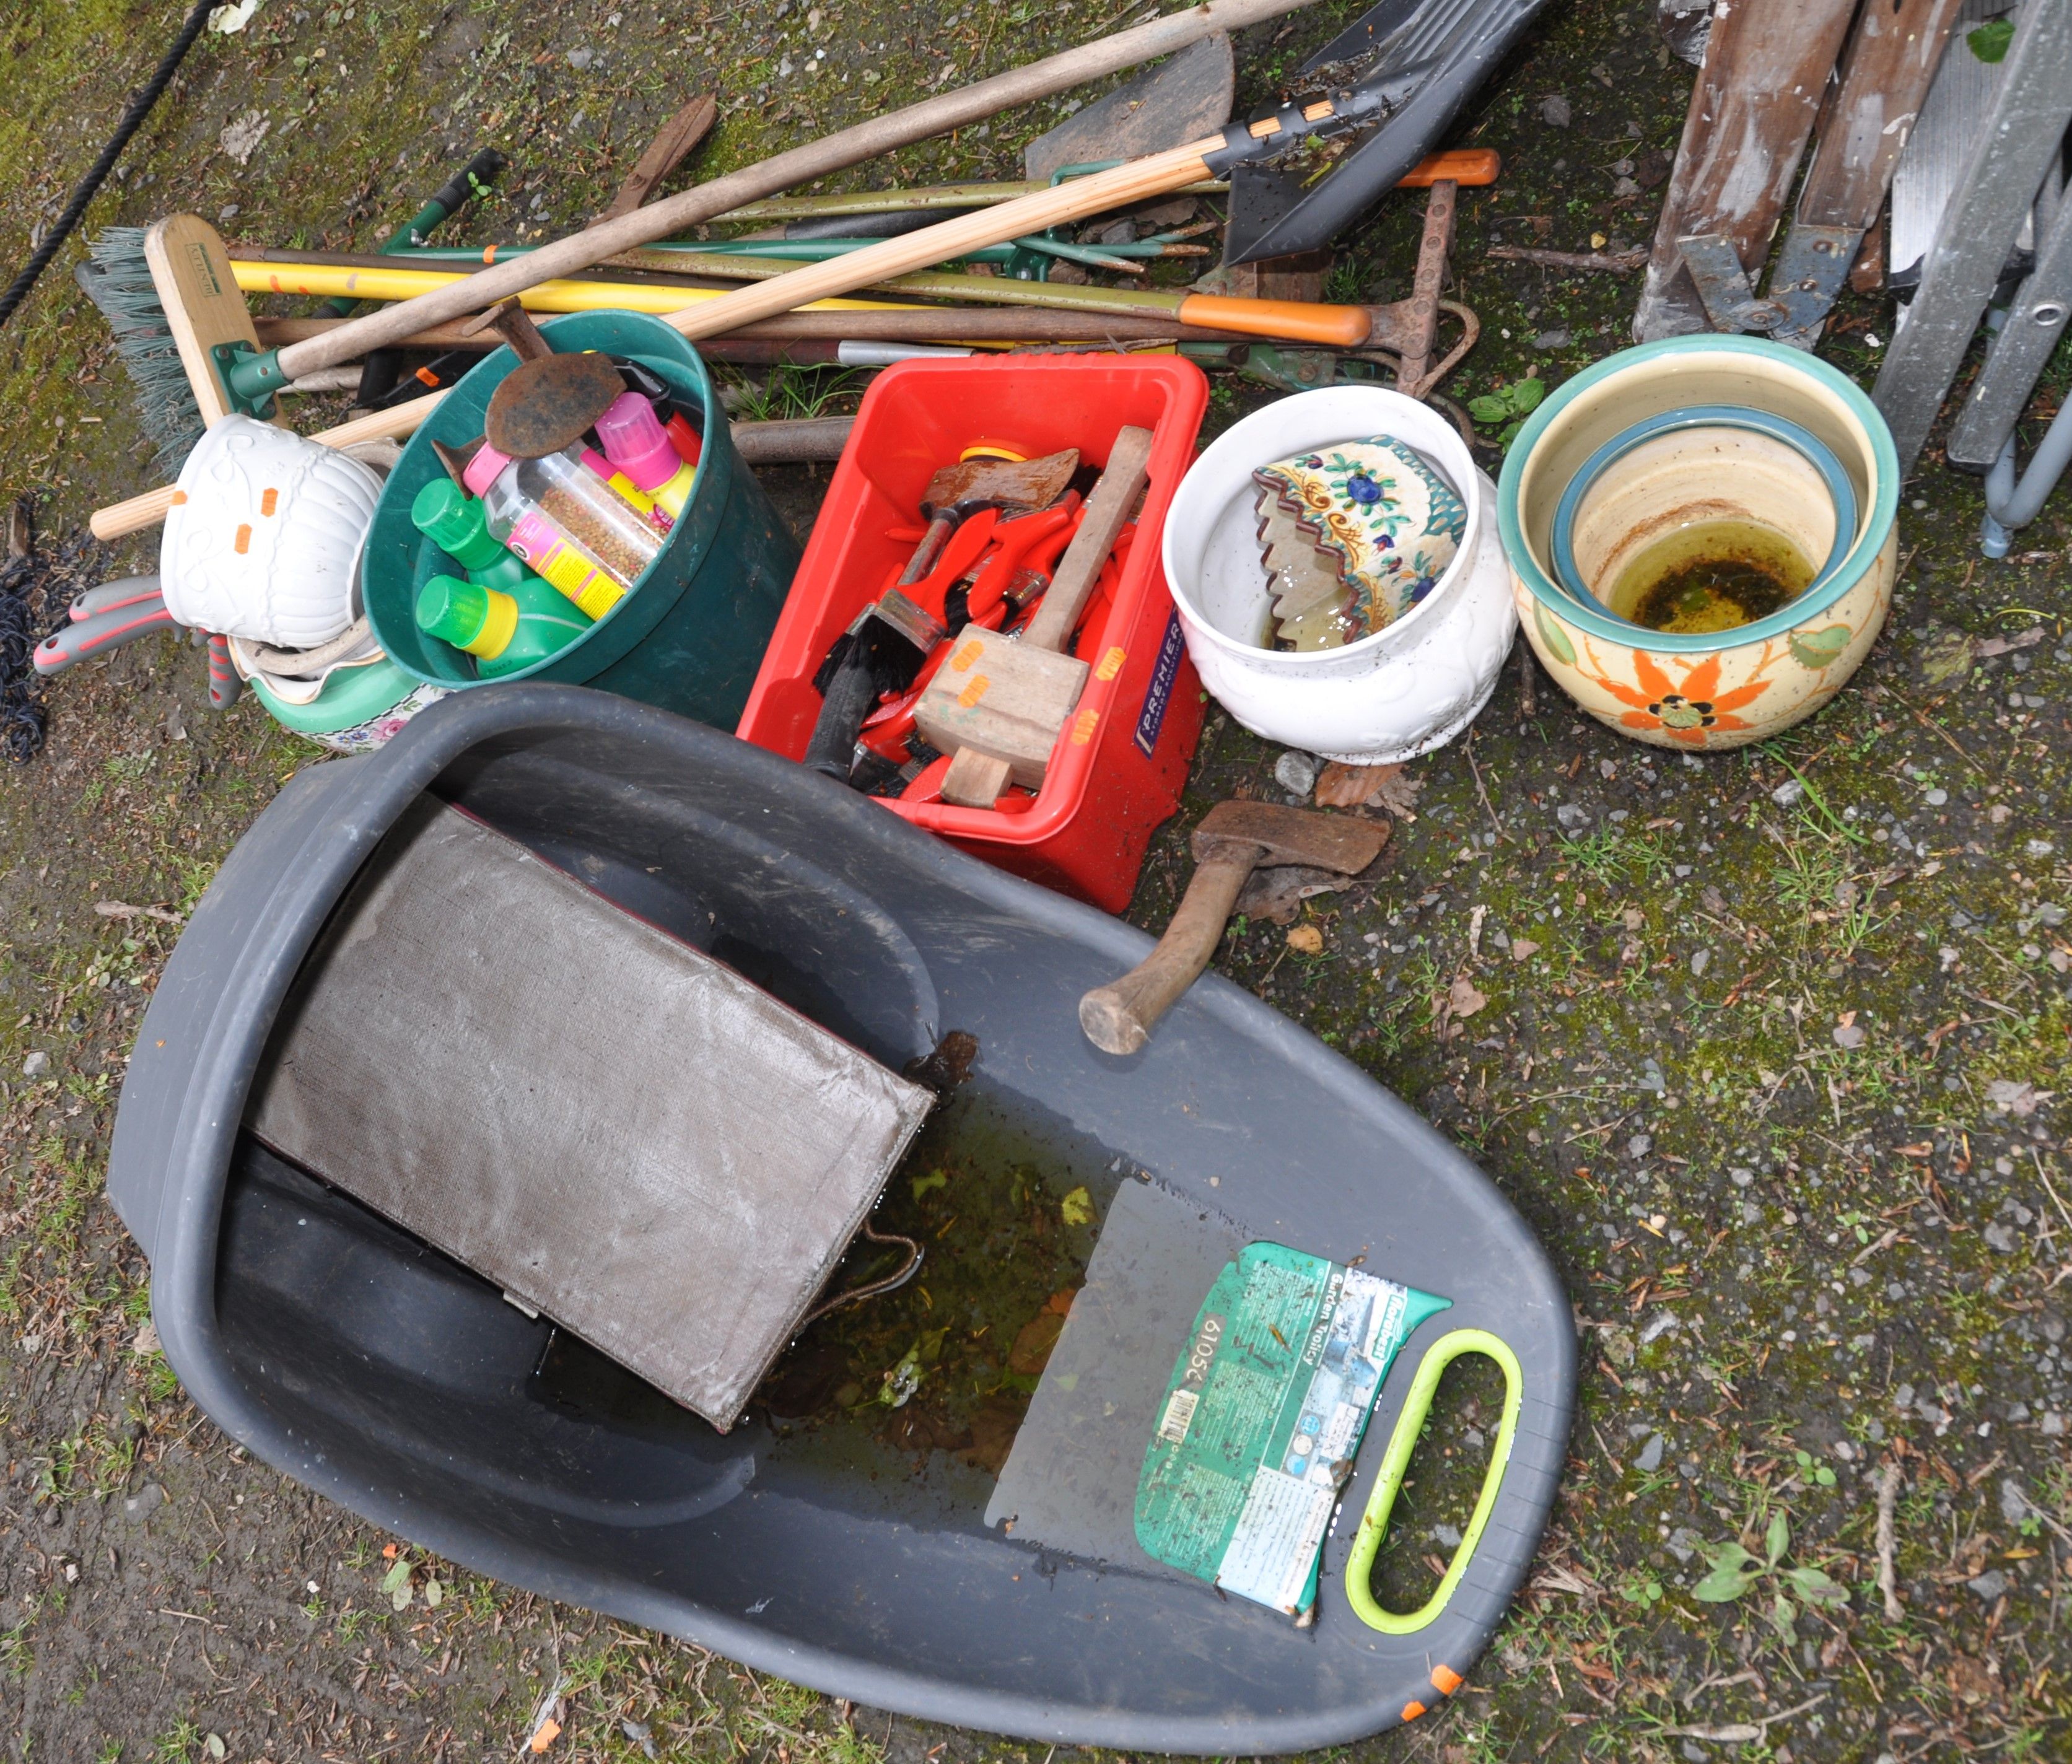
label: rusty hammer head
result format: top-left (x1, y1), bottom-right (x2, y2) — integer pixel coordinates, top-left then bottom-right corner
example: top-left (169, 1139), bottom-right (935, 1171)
top-left (1192, 799), bottom-right (1386, 874)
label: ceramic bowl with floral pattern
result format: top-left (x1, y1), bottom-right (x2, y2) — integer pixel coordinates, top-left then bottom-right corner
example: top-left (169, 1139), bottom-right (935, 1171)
top-left (1497, 337), bottom-right (1899, 751)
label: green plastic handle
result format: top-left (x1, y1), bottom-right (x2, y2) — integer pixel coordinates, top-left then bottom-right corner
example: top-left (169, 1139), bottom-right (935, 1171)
top-left (1344, 1327), bottom-right (1524, 1635)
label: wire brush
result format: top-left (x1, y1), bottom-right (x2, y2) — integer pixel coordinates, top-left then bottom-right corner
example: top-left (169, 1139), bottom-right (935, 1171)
top-left (0, 0), bottom-right (217, 331)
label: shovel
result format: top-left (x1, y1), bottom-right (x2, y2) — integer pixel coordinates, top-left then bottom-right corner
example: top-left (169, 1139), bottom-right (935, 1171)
top-left (1079, 801), bottom-right (1386, 1055)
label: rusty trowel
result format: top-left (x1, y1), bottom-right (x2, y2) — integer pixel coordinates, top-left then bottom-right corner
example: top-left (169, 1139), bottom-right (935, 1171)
top-left (468, 297), bottom-right (625, 459)
top-left (1079, 801), bottom-right (1387, 1055)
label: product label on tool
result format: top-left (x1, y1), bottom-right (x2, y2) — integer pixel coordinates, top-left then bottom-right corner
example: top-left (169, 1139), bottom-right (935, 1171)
top-left (1135, 1242), bottom-right (1448, 1617)
top-left (1134, 609), bottom-right (1185, 758)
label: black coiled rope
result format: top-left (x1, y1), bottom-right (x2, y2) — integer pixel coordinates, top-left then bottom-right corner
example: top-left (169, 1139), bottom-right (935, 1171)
top-left (0, 549), bottom-right (51, 762)
top-left (0, 0), bottom-right (218, 330)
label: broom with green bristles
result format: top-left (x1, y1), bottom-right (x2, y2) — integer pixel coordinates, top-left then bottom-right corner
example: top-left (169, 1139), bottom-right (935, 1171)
top-left (76, 229), bottom-right (199, 479)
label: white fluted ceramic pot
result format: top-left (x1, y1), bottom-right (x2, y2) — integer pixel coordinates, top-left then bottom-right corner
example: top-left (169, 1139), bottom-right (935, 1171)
top-left (1161, 386), bottom-right (1518, 764)
top-left (160, 414), bottom-right (383, 650)
top-left (1499, 337), bottom-right (1899, 751)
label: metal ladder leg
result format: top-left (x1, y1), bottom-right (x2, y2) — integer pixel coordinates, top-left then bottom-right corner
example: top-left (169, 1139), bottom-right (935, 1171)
top-left (1870, 1), bottom-right (2072, 476)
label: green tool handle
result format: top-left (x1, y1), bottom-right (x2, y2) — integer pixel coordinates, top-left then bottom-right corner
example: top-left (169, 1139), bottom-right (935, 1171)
top-left (1344, 1328), bottom-right (1524, 1635)
top-left (325, 148), bottom-right (507, 318)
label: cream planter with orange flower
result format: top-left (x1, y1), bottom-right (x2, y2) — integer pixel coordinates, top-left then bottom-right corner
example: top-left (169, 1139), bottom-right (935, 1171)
top-left (1498, 338), bottom-right (1899, 751)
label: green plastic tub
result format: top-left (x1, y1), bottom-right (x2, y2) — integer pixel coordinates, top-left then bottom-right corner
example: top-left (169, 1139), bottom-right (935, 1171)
top-left (361, 311), bottom-right (799, 728)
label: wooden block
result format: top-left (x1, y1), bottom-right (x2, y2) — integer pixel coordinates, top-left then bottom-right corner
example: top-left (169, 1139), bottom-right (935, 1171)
top-left (247, 799), bottom-right (933, 1431)
top-left (913, 629), bottom-right (1090, 789)
top-left (940, 748), bottom-right (1013, 809)
top-left (143, 216), bottom-right (273, 429)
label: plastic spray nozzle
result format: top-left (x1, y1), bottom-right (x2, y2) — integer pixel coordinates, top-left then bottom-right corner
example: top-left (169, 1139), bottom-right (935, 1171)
top-left (416, 574), bottom-right (518, 659)
top-left (411, 478), bottom-right (505, 572)
top-left (595, 393), bottom-right (683, 492)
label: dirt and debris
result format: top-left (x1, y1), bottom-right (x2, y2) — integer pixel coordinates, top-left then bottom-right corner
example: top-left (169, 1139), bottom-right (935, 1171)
top-left (1, 0), bottom-right (2070, 1758)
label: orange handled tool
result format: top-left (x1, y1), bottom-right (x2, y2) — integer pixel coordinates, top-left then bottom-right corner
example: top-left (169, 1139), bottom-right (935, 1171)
top-left (660, 117), bottom-right (1492, 350)
top-left (1394, 148), bottom-right (1501, 188)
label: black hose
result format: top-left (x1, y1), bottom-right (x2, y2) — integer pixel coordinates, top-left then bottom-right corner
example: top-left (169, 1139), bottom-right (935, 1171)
top-left (0, 0), bottom-right (217, 330)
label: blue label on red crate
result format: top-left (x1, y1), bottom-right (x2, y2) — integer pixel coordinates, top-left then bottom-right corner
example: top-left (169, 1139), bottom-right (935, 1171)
top-left (1134, 611), bottom-right (1186, 759)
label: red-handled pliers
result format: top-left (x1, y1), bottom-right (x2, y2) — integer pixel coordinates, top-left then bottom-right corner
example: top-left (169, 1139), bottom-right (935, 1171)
top-left (964, 499), bottom-right (1081, 622)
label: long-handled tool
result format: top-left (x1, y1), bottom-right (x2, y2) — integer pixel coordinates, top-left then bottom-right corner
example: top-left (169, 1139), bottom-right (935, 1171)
top-left (805, 450), bottom-right (1078, 782)
top-left (89, 81), bottom-right (1482, 541)
top-left (588, 95), bottom-right (717, 227)
top-left (914, 426), bottom-right (1153, 808)
top-left (222, 247), bottom-right (1377, 344)
top-left (87, 0), bottom-right (1322, 434)
top-left (326, 149), bottom-right (507, 320)
top-left (1078, 802), bottom-right (1386, 1055)
top-left (711, 146), bottom-right (1495, 226)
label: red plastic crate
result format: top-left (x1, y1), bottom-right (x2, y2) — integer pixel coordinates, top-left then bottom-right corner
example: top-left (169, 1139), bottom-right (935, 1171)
top-left (737, 356), bottom-right (1209, 914)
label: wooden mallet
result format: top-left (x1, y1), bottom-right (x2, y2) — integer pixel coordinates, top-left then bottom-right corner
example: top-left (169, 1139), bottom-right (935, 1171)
top-left (914, 425), bottom-right (1153, 808)
top-left (1079, 801), bottom-right (1386, 1055)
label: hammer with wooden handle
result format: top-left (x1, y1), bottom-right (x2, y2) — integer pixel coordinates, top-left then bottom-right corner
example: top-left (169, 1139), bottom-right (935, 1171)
top-left (1079, 801), bottom-right (1386, 1055)
top-left (916, 425), bottom-right (1154, 809)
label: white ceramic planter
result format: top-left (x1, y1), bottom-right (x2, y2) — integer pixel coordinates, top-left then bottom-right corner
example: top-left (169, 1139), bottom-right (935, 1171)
top-left (1161, 388), bottom-right (1517, 764)
top-left (160, 414), bottom-right (383, 650)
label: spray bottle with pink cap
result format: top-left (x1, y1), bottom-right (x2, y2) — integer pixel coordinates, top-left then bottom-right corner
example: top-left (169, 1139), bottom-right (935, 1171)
top-left (595, 392), bottom-right (699, 527)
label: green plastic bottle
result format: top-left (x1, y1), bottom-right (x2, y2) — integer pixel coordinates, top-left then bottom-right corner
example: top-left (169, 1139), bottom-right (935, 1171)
top-left (411, 478), bottom-right (533, 593)
top-left (415, 573), bottom-right (591, 679)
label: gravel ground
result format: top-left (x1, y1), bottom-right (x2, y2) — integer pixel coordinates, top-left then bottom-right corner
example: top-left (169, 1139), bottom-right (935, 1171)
top-left (1, 1), bottom-right (2069, 1759)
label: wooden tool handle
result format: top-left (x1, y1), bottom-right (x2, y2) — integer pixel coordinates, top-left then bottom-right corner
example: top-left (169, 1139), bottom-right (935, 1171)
top-left (1079, 846), bottom-right (1260, 1055)
top-left (667, 142), bottom-right (1223, 344)
top-left (1023, 424), bottom-right (1154, 653)
top-left (1175, 294), bottom-right (1371, 346)
top-left (89, 394), bottom-right (444, 539)
top-left (268, 0), bottom-right (1322, 380)
top-left (87, 401), bottom-right (852, 541)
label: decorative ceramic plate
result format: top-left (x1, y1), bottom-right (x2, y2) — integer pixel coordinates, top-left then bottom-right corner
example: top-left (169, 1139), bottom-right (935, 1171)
top-left (1252, 437), bottom-right (1468, 651)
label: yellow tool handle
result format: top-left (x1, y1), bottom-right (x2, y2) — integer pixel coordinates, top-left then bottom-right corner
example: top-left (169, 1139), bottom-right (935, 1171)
top-left (1175, 293), bottom-right (1372, 346)
top-left (230, 261), bottom-right (918, 318)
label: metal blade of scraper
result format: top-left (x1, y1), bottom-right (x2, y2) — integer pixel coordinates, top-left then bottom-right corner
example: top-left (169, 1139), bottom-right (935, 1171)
top-left (1023, 32), bottom-right (1235, 182)
top-left (1221, 0), bottom-right (1552, 267)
